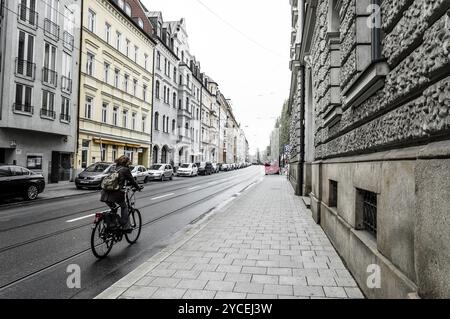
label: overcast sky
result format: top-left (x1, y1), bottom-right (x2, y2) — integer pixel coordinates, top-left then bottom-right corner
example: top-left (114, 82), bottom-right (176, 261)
top-left (141, 0), bottom-right (292, 155)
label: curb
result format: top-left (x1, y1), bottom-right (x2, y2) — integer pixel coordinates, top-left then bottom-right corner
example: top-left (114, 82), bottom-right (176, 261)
top-left (95, 177), bottom-right (263, 299)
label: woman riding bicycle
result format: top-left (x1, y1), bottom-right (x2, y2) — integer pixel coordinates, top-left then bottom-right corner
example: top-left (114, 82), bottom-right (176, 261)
top-left (100, 155), bottom-right (142, 232)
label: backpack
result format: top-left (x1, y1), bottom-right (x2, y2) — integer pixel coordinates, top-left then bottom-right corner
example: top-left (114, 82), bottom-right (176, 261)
top-left (101, 167), bottom-right (120, 191)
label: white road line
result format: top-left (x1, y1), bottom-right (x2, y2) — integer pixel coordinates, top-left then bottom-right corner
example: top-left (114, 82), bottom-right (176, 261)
top-left (66, 214), bottom-right (95, 223)
top-left (188, 186), bottom-right (200, 190)
top-left (207, 181), bottom-right (218, 185)
top-left (151, 193), bottom-right (175, 200)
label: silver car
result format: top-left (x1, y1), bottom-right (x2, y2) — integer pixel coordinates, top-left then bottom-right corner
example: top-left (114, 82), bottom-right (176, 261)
top-left (147, 164), bottom-right (174, 181)
top-left (177, 163), bottom-right (198, 177)
top-left (130, 165), bottom-right (149, 184)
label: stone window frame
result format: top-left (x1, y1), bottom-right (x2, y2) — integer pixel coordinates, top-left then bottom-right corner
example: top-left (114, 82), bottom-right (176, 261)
top-left (341, 0), bottom-right (389, 110)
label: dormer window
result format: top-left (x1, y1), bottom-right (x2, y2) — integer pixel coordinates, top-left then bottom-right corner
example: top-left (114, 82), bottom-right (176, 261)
top-left (118, 0), bottom-right (124, 9)
top-left (138, 18), bottom-right (144, 29)
top-left (125, 3), bottom-right (131, 16)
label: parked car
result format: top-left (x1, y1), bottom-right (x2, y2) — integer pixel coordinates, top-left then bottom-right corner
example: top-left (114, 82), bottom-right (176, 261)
top-left (130, 165), bottom-right (149, 184)
top-left (0, 165), bottom-right (45, 201)
top-left (177, 163), bottom-right (198, 177)
top-left (220, 164), bottom-right (229, 171)
top-left (147, 164), bottom-right (174, 181)
top-left (197, 162), bottom-right (214, 175)
top-left (264, 162), bottom-right (280, 175)
top-left (212, 163), bottom-right (220, 173)
top-left (75, 162), bottom-right (114, 189)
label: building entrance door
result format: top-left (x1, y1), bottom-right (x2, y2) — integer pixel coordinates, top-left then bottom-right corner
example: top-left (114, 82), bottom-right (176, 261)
top-left (0, 149), bottom-right (5, 163)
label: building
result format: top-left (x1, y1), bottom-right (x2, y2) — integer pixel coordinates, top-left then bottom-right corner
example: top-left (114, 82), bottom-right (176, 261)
top-left (289, 0), bottom-right (450, 298)
top-left (76, 0), bottom-right (156, 172)
top-left (0, 0), bottom-right (81, 183)
top-left (147, 12), bottom-right (180, 165)
top-left (270, 126), bottom-right (280, 163)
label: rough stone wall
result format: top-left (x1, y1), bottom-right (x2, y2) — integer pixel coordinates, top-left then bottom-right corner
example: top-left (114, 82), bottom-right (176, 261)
top-left (313, 0), bottom-right (450, 160)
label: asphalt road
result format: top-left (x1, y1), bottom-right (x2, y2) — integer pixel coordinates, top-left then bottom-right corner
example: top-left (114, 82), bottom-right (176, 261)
top-left (0, 166), bottom-right (264, 299)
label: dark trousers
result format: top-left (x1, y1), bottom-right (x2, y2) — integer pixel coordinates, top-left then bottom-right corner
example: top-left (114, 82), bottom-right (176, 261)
top-left (106, 200), bottom-right (129, 226)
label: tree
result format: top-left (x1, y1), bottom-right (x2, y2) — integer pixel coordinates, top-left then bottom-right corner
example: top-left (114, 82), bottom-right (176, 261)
top-left (279, 100), bottom-right (291, 150)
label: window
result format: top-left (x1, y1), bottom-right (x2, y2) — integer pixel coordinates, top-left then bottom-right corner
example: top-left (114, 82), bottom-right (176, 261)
top-left (154, 112), bottom-right (159, 130)
top-left (144, 54), bottom-right (148, 69)
top-left (167, 61), bottom-right (171, 78)
top-left (134, 46), bottom-right (138, 63)
top-left (81, 140), bottom-right (89, 168)
top-left (123, 109), bottom-right (128, 128)
top-left (143, 85), bottom-right (147, 101)
top-left (329, 180), bottom-right (338, 208)
top-left (116, 31), bottom-right (121, 51)
top-left (132, 112), bottom-right (136, 130)
top-left (85, 96), bottom-right (93, 119)
top-left (125, 3), bottom-right (131, 16)
top-left (61, 97), bottom-right (70, 122)
top-left (118, 0), bottom-right (124, 9)
top-left (105, 23), bottom-right (111, 43)
top-left (104, 62), bottom-right (110, 83)
top-left (162, 115), bottom-right (166, 132)
top-left (18, 0), bottom-right (37, 27)
top-left (87, 9), bottom-right (96, 33)
top-left (155, 81), bottom-right (160, 99)
top-left (113, 106), bottom-right (118, 126)
top-left (14, 83), bottom-right (33, 113)
top-left (102, 103), bottom-right (108, 123)
top-left (126, 39), bottom-right (130, 56)
top-left (86, 52), bottom-right (95, 76)
top-left (112, 145), bottom-right (118, 160)
top-left (164, 58), bottom-right (167, 74)
top-left (17, 30), bottom-right (35, 78)
top-left (124, 74), bottom-right (129, 92)
top-left (41, 90), bottom-right (55, 116)
top-left (173, 93), bottom-right (177, 108)
top-left (43, 42), bottom-right (57, 86)
top-left (114, 69), bottom-right (120, 88)
top-left (138, 18), bottom-right (144, 29)
top-left (163, 86), bottom-right (167, 103)
top-left (173, 67), bottom-right (177, 83)
top-left (356, 189), bottom-right (378, 238)
top-left (172, 119), bottom-right (176, 132)
top-left (27, 155), bottom-right (43, 170)
top-left (101, 144), bottom-right (107, 162)
top-left (61, 52), bottom-right (73, 92)
top-left (142, 115), bottom-right (146, 132)
top-left (166, 117), bottom-right (169, 133)
top-left (133, 79), bottom-right (138, 96)
top-left (156, 51), bottom-right (161, 70)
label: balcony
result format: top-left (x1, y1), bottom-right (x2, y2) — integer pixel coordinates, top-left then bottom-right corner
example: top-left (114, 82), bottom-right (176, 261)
top-left (17, 4), bottom-right (38, 29)
top-left (42, 67), bottom-right (58, 87)
top-left (177, 108), bottom-right (192, 119)
top-left (63, 31), bottom-right (74, 51)
top-left (44, 18), bottom-right (60, 40)
top-left (13, 103), bottom-right (34, 115)
top-left (40, 108), bottom-right (56, 120)
top-left (61, 76), bottom-right (72, 93)
top-left (15, 58), bottom-right (36, 80)
top-left (60, 113), bottom-right (71, 123)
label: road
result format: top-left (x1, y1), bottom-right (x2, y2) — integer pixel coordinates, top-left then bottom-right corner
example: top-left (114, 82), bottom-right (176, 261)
top-left (0, 166), bottom-right (264, 299)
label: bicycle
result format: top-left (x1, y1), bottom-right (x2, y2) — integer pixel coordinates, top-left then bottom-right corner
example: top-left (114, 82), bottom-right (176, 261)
top-left (90, 186), bottom-right (143, 259)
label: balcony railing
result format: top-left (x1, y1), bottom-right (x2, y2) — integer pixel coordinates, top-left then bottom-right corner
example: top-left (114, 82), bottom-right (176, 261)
top-left (42, 67), bottom-right (58, 87)
top-left (44, 18), bottom-right (60, 40)
top-left (13, 103), bottom-right (34, 114)
top-left (18, 4), bottom-right (38, 29)
top-left (61, 76), bottom-right (72, 93)
top-left (15, 58), bottom-right (36, 79)
top-left (63, 31), bottom-right (74, 51)
top-left (40, 108), bottom-right (56, 119)
top-left (60, 113), bottom-right (71, 123)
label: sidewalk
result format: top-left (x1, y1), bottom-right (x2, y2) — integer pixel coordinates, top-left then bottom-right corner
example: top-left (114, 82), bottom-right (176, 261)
top-left (96, 175), bottom-right (364, 299)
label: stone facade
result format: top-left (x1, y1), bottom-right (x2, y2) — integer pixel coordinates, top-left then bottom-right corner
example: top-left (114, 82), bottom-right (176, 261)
top-left (289, 0), bottom-right (450, 298)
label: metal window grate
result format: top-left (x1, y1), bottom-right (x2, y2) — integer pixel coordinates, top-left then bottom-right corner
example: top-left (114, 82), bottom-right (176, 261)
top-left (362, 190), bottom-right (377, 237)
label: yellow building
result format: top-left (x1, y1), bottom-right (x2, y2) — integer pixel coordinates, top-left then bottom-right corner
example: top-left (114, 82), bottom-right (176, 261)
top-left (76, 0), bottom-right (155, 171)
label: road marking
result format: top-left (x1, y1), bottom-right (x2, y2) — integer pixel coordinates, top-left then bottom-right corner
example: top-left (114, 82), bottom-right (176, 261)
top-left (151, 193), bottom-right (175, 200)
top-left (207, 181), bottom-right (218, 185)
top-left (66, 214), bottom-right (95, 223)
top-left (188, 186), bottom-right (200, 190)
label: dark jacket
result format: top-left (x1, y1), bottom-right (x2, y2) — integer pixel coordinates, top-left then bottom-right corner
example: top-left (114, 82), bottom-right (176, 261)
top-left (100, 165), bottom-right (140, 203)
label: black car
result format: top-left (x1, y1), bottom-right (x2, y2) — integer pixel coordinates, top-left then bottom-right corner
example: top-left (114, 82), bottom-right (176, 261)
top-left (75, 162), bottom-right (114, 189)
top-left (196, 162), bottom-right (214, 176)
top-left (0, 165), bottom-right (45, 201)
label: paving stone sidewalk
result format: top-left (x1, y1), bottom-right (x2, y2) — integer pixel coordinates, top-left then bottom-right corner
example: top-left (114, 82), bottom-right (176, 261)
top-left (96, 175), bottom-right (364, 299)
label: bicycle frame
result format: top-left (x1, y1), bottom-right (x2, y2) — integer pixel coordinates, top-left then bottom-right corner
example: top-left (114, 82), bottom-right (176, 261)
top-left (94, 186), bottom-right (137, 224)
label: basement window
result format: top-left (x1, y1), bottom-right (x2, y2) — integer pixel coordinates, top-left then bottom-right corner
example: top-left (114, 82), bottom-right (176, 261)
top-left (356, 189), bottom-right (377, 238)
top-left (329, 180), bottom-right (338, 208)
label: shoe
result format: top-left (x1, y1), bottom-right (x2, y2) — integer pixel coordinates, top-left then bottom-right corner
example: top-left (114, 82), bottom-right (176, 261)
top-left (121, 221), bottom-right (133, 233)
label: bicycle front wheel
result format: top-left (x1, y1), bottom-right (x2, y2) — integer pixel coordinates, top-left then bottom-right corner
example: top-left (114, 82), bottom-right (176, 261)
top-left (91, 220), bottom-right (114, 259)
top-left (125, 209), bottom-right (142, 244)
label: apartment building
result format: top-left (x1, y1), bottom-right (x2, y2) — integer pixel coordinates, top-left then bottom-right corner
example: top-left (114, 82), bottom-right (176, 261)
top-left (0, 0), bottom-right (81, 183)
top-left (75, 0), bottom-right (155, 172)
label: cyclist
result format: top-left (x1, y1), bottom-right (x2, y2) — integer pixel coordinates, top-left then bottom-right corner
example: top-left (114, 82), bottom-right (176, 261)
top-left (100, 155), bottom-right (142, 232)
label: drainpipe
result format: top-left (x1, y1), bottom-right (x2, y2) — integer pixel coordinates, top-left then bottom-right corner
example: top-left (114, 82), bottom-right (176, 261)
top-left (74, 0), bottom-right (84, 180)
top-left (297, 65), bottom-right (306, 196)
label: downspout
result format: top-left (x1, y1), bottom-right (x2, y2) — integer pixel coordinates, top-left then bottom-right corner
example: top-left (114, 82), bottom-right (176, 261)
top-left (150, 44), bottom-right (155, 165)
top-left (74, 0), bottom-right (84, 179)
top-left (297, 65), bottom-right (306, 196)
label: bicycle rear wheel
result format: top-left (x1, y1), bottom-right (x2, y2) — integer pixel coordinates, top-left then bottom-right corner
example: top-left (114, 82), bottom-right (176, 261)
top-left (91, 220), bottom-right (114, 259)
top-left (125, 209), bottom-right (142, 244)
